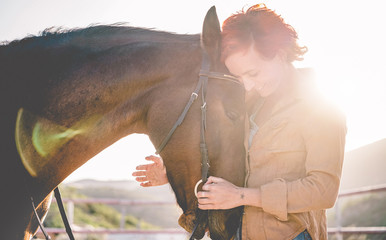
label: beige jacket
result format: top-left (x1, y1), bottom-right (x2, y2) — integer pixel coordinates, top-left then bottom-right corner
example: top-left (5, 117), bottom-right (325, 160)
top-left (242, 74), bottom-right (347, 240)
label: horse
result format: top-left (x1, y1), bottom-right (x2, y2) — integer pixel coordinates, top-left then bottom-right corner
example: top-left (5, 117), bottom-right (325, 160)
top-left (0, 7), bottom-right (246, 240)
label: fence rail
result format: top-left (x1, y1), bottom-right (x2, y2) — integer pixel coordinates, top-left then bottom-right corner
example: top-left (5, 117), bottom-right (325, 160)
top-left (58, 198), bottom-right (176, 205)
top-left (328, 227), bottom-right (386, 234)
top-left (42, 184), bottom-right (386, 238)
top-left (332, 183), bottom-right (386, 239)
top-left (42, 228), bottom-right (186, 235)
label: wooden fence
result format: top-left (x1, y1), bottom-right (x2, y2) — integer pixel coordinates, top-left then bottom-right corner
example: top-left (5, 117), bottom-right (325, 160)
top-left (40, 184), bottom-right (386, 239)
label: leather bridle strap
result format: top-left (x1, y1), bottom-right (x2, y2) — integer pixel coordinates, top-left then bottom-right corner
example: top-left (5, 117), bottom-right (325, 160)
top-left (199, 71), bottom-right (239, 84)
top-left (31, 196), bottom-right (51, 240)
top-left (31, 187), bottom-right (75, 240)
top-left (54, 187), bottom-right (76, 240)
top-left (155, 73), bottom-right (204, 155)
top-left (155, 50), bottom-right (216, 184)
top-left (154, 51), bottom-right (240, 157)
top-left (199, 51), bottom-right (210, 183)
top-left (190, 84), bottom-right (209, 240)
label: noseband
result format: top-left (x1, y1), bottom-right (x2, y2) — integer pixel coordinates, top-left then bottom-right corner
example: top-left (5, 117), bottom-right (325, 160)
top-left (155, 49), bottom-right (241, 240)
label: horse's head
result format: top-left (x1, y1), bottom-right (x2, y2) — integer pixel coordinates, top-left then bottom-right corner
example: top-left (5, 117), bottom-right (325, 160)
top-left (147, 7), bottom-right (246, 239)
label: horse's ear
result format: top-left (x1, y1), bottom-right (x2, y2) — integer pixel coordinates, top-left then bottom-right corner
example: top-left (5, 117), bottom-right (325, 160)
top-left (201, 6), bottom-right (221, 66)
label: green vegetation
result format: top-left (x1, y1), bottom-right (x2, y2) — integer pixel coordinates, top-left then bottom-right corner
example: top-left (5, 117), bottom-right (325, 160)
top-left (342, 192), bottom-right (386, 228)
top-left (44, 186), bottom-right (157, 230)
top-left (63, 180), bottom-right (182, 229)
top-left (328, 192), bottom-right (386, 240)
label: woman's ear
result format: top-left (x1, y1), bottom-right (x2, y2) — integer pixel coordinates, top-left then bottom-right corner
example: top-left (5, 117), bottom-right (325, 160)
top-left (201, 6), bottom-right (221, 67)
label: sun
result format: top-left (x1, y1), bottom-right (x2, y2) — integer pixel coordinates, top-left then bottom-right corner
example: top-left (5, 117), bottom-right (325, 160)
top-left (308, 49), bottom-right (386, 151)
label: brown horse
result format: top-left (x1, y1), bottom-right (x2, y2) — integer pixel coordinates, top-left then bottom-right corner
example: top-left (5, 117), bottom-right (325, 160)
top-left (0, 7), bottom-right (246, 240)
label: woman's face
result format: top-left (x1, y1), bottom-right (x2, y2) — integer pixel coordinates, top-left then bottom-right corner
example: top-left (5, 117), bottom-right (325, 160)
top-left (225, 44), bottom-right (286, 97)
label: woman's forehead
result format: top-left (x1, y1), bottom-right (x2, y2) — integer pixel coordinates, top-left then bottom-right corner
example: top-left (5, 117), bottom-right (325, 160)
top-left (225, 46), bottom-right (262, 73)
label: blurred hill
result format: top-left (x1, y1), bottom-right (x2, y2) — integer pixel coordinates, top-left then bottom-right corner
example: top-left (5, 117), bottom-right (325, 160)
top-left (65, 179), bottom-right (176, 201)
top-left (45, 186), bottom-right (157, 231)
top-left (340, 138), bottom-right (386, 190)
top-left (64, 179), bottom-right (181, 229)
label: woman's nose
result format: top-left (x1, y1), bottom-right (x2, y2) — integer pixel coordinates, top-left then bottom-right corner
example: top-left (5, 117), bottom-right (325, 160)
top-left (243, 78), bottom-right (256, 91)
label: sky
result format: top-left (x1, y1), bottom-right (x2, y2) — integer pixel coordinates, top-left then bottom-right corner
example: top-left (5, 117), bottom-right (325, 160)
top-left (1, 0), bottom-right (385, 183)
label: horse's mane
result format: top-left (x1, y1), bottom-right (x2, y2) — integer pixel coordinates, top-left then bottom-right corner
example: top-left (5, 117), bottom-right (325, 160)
top-left (0, 24), bottom-right (201, 106)
top-left (0, 23), bottom-right (199, 53)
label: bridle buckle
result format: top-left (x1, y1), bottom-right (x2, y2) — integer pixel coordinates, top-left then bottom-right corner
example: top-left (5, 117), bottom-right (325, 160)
top-left (191, 92), bottom-right (198, 99)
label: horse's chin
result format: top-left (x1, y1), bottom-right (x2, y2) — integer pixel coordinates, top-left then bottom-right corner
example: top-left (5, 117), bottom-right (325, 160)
top-left (178, 208), bottom-right (241, 240)
top-left (207, 208), bottom-right (242, 240)
top-left (178, 211), bottom-right (208, 239)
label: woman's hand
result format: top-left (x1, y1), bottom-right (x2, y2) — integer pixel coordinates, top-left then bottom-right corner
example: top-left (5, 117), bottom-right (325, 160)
top-left (132, 155), bottom-right (169, 187)
top-left (197, 176), bottom-right (245, 210)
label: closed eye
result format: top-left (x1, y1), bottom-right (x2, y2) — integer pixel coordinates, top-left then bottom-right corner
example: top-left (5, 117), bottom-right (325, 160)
top-left (247, 71), bottom-right (259, 78)
top-left (226, 111), bottom-right (240, 121)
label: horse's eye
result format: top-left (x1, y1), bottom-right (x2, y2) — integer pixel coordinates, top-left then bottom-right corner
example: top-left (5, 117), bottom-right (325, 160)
top-left (226, 111), bottom-right (240, 121)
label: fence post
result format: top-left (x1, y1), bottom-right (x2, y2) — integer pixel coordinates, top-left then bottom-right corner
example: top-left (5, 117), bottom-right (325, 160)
top-left (120, 206), bottom-right (126, 229)
top-left (335, 198), bottom-right (343, 240)
top-left (67, 200), bottom-right (74, 227)
top-left (137, 218), bottom-right (142, 229)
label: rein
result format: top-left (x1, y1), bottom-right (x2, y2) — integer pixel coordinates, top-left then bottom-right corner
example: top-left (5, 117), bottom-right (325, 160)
top-left (155, 50), bottom-right (240, 240)
top-left (32, 187), bottom-right (75, 240)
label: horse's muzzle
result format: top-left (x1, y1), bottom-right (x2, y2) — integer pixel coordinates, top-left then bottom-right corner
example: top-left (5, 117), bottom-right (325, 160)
top-left (178, 210), bottom-right (208, 239)
top-left (207, 208), bottom-right (242, 240)
top-left (178, 207), bottom-right (242, 240)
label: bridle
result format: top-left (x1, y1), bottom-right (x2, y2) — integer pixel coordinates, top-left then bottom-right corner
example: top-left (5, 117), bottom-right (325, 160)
top-left (31, 49), bottom-right (241, 240)
top-left (155, 49), bottom-right (240, 183)
top-left (155, 49), bottom-right (241, 240)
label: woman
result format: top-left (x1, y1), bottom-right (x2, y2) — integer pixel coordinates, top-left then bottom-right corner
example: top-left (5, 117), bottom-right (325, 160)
top-left (133, 4), bottom-right (346, 240)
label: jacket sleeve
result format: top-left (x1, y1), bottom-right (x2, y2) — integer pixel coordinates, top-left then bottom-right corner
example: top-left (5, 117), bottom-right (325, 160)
top-left (259, 103), bottom-right (347, 221)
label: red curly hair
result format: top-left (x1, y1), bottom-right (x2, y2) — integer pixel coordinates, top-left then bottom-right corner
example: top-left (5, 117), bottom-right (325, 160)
top-left (221, 4), bottom-right (307, 63)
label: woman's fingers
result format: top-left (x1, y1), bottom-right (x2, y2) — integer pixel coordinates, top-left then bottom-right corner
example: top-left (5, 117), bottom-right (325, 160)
top-left (197, 191), bottom-right (213, 209)
top-left (197, 190), bottom-right (210, 199)
top-left (135, 164), bottom-right (151, 171)
top-left (198, 203), bottom-right (215, 210)
top-left (132, 155), bottom-right (168, 187)
top-left (140, 181), bottom-right (153, 187)
top-left (134, 176), bottom-right (148, 182)
top-left (201, 177), bottom-right (225, 191)
top-left (132, 170), bottom-right (146, 176)
top-left (198, 198), bottom-right (213, 205)
top-left (197, 192), bottom-right (219, 210)
top-left (206, 176), bottom-right (224, 184)
top-left (145, 155), bottom-right (163, 164)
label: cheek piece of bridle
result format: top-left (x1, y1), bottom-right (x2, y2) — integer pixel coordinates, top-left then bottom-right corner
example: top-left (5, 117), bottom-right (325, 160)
top-left (30, 49), bottom-right (240, 240)
top-left (155, 49), bottom-right (241, 240)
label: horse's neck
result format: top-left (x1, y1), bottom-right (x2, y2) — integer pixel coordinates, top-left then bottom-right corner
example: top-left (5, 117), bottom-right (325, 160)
top-left (26, 41), bottom-right (200, 202)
